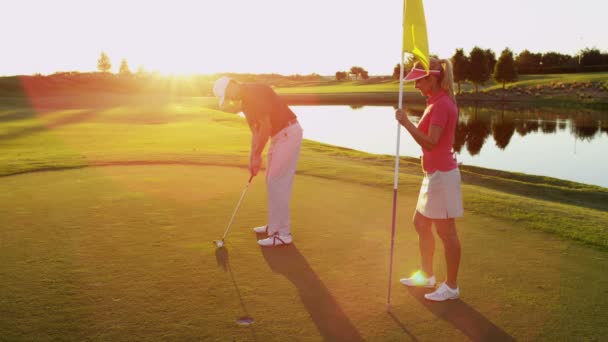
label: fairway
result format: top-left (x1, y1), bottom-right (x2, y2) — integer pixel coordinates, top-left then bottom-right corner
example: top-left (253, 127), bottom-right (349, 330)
top-left (2, 164), bottom-right (607, 341)
top-left (2, 0), bottom-right (607, 340)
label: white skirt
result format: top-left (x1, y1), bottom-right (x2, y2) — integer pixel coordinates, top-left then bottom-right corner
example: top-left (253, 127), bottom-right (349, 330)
top-left (416, 168), bottom-right (464, 219)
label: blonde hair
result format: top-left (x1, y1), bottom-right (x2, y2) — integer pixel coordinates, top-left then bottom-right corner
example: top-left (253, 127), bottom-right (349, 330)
top-left (416, 57), bottom-right (456, 103)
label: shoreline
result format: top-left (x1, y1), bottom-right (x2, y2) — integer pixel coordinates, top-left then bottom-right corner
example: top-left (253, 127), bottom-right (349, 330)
top-left (278, 91), bottom-right (608, 109)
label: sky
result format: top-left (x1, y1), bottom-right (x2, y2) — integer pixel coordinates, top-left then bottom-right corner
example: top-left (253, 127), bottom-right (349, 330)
top-left (2, 0), bottom-right (606, 76)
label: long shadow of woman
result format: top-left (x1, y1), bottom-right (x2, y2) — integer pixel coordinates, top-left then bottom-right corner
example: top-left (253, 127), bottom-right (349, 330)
top-left (261, 244), bottom-right (364, 342)
top-left (406, 287), bottom-right (515, 342)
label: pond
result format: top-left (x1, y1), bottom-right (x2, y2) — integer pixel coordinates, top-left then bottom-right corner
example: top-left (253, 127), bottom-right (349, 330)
top-left (290, 104), bottom-right (608, 188)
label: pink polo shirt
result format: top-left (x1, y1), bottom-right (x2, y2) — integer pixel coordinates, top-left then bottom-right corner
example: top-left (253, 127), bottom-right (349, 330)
top-left (417, 90), bottom-right (458, 173)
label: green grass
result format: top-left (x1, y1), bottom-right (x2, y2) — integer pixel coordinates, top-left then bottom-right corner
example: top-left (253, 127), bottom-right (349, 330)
top-left (274, 72), bottom-right (608, 107)
top-left (276, 80), bottom-right (416, 94)
top-left (1, 94), bottom-right (607, 340)
top-left (274, 72), bottom-right (608, 94)
top-left (483, 72), bottom-right (608, 90)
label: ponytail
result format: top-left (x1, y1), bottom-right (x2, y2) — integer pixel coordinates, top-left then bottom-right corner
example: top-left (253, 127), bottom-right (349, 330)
top-left (413, 57), bottom-right (457, 104)
top-left (439, 59), bottom-right (456, 104)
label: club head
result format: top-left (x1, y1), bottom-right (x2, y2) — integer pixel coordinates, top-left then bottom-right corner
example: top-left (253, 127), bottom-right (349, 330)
top-left (213, 239), bottom-right (225, 248)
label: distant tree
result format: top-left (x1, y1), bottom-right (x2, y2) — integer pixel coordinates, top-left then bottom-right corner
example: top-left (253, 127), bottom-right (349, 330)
top-left (136, 65), bottom-right (146, 76)
top-left (360, 70), bottom-right (369, 80)
top-left (541, 51), bottom-right (572, 68)
top-left (579, 48), bottom-right (603, 66)
top-left (451, 48), bottom-right (469, 94)
top-left (392, 64), bottom-right (400, 79)
top-left (493, 48), bottom-right (518, 90)
top-left (515, 49), bottom-right (541, 73)
top-left (335, 71), bottom-right (348, 81)
top-left (119, 58), bottom-right (131, 76)
top-left (97, 51), bottom-right (112, 73)
top-left (349, 66), bottom-right (365, 80)
top-left (468, 46), bottom-right (490, 94)
top-left (485, 49), bottom-right (497, 76)
top-left (392, 56), bottom-right (416, 79)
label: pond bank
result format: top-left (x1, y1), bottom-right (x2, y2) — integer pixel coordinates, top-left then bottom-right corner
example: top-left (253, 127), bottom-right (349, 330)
top-left (279, 89), bottom-right (608, 109)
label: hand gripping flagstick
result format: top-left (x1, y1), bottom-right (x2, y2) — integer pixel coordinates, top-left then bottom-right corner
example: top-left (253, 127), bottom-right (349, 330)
top-left (213, 175), bottom-right (254, 248)
top-left (387, 0), bottom-right (430, 311)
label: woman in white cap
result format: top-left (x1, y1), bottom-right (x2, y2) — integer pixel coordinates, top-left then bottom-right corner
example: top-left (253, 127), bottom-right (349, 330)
top-left (395, 57), bottom-right (464, 301)
top-left (213, 77), bottom-right (303, 247)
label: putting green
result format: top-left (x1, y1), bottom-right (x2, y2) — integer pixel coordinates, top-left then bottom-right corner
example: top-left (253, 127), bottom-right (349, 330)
top-left (2, 165), bottom-right (606, 341)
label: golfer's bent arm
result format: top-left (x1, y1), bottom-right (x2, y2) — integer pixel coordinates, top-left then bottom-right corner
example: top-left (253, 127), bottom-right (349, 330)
top-left (250, 116), bottom-right (271, 160)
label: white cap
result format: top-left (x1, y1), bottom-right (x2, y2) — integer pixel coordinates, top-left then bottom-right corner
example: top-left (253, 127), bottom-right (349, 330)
top-left (213, 76), bottom-right (232, 106)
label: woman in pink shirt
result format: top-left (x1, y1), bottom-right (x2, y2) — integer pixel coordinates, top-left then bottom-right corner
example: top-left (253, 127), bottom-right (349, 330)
top-left (395, 57), bottom-right (464, 302)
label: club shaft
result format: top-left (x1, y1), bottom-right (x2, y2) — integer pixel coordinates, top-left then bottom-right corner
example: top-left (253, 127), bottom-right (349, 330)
top-left (222, 180), bottom-right (251, 240)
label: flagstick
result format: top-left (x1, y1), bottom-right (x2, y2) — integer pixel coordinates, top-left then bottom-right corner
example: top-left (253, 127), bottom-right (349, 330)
top-left (387, 51), bottom-right (406, 312)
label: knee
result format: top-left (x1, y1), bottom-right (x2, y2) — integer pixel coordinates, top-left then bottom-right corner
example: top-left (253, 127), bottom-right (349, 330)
top-left (437, 227), bottom-right (460, 245)
top-left (413, 215), bottom-right (430, 236)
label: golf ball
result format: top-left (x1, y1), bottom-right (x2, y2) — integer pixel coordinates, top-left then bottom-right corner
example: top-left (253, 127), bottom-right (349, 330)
top-left (236, 317), bottom-right (254, 325)
top-left (216, 241), bottom-right (223, 248)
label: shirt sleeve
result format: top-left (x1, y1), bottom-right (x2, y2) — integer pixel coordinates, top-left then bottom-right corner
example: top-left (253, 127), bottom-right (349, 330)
top-left (429, 102), bottom-right (449, 128)
top-left (244, 111), bottom-right (259, 131)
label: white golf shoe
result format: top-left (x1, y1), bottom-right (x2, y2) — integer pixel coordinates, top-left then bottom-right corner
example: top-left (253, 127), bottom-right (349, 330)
top-left (252, 225), bottom-right (269, 234)
top-left (400, 271), bottom-right (436, 288)
top-left (257, 233), bottom-right (292, 247)
top-left (424, 283), bottom-right (460, 301)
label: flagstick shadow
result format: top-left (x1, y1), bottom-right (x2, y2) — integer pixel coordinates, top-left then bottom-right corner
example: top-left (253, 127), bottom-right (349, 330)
top-left (406, 287), bottom-right (515, 342)
top-left (387, 311), bottom-right (419, 342)
top-left (261, 244), bottom-right (364, 342)
top-left (215, 247), bottom-right (258, 342)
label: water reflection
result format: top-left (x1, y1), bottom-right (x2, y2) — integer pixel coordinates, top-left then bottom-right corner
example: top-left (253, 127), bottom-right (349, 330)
top-left (292, 104), bottom-right (608, 187)
top-left (402, 105), bottom-right (607, 156)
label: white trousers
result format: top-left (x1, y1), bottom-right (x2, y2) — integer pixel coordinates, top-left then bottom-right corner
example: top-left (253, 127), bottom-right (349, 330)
top-left (266, 122), bottom-right (303, 235)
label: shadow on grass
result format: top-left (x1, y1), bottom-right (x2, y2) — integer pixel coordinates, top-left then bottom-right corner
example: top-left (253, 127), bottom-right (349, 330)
top-left (215, 247), bottom-right (258, 341)
top-left (261, 244), bottom-right (364, 342)
top-left (387, 311), bottom-right (419, 341)
top-left (0, 109), bottom-right (98, 142)
top-left (406, 287), bottom-right (515, 342)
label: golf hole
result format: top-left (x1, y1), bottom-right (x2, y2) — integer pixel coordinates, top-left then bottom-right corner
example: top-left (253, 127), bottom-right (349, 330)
top-left (236, 316), bottom-right (254, 326)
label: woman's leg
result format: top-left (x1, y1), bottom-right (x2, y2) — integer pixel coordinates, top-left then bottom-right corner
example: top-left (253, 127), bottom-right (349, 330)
top-left (413, 211), bottom-right (435, 277)
top-left (435, 218), bottom-right (461, 289)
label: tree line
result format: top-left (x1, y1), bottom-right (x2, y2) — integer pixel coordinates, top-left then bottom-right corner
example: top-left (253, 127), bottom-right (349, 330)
top-left (95, 48), bottom-right (607, 92)
top-left (391, 47), bottom-right (608, 94)
top-left (97, 51), bottom-right (145, 76)
top-left (335, 66), bottom-right (369, 81)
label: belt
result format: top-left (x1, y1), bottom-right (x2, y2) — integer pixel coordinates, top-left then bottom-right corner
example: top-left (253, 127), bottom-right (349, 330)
top-left (272, 118), bottom-right (299, 138)
top-left (278, 118), bottom-right (298, 131)
top-left (284, 118), bottom-right (298, 128)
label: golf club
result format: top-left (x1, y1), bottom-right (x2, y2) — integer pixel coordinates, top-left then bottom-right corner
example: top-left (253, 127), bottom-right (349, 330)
top-left (213, 175), bottom-right (254, 248)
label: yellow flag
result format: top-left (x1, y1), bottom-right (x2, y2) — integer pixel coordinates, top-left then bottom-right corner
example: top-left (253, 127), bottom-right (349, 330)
top-left (403, 0), bottom-right (430, 71)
